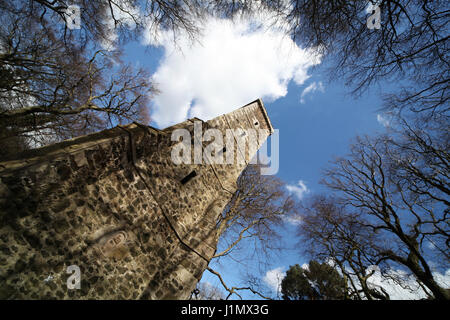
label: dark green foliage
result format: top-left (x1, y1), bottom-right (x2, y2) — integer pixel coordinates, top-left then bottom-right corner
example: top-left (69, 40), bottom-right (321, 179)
top-left (281, 261), bottom-right (346, 300)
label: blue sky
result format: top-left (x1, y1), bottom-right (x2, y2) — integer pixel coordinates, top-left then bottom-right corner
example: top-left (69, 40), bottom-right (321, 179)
top-left (120, 15), bottom-right (409, 299)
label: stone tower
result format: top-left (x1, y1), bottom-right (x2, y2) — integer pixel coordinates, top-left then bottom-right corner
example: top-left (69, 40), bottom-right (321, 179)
top-left (0, 99), bottom-right (273, 299)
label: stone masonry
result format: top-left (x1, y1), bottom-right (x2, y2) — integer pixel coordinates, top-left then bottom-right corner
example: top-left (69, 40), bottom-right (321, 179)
top-left (0, 99), bottom-right (273, 299)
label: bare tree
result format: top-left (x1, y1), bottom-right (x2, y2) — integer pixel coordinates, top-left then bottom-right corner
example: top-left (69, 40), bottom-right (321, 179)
top-left (5, 1), bottom-right (207, 45)
top-left (299, 195), bottom-right (392, 300)
top-left (214, 165), bottom-right (295, 260)
top-left (206, 164), bottom-right (298, 299)
top-left (0, 1), bottom-right (162, 157)
top-left (294, 0), bottom-right (449, 118)
top-left (0, 36), bottom-right (152, 151)
top-left (317, 115), bottom-right (449, 300)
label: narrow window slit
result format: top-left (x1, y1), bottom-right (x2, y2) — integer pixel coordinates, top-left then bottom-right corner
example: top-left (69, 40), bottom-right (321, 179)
top-left (218, 147), bottom-right (226, 155)
top-left (181, 170), bottom-right (197, 185)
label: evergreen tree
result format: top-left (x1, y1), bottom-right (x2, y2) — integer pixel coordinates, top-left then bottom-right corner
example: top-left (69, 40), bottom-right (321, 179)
top-left (281, 261), bottom-right (347, 300)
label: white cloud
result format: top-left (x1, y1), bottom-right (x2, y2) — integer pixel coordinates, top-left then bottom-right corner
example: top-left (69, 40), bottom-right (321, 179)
top-left (101, 0), bottom-right (140, 50)
top-left (363, 267), bottom-right (450, 300)
top-left (434, 269), bottom-right (450, 288)
top-left (263, 267), bottom-right (286, 293)
top-left (283, 214), bottom-right (302, 226)
top-left (300, 81), bottom-right (324, 104)
top-left (286, 180), bottom-right (309, 200)
top-left (144, 15), bottom-right (322, 128)
top-left (376, 113), bottom-right (391, 127)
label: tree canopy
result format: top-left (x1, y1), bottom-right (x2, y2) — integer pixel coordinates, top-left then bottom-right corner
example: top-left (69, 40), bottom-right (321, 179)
top-left (298, 114), bottom-right (449, 300)
top-left (281, 261), bottom-right (347, 300)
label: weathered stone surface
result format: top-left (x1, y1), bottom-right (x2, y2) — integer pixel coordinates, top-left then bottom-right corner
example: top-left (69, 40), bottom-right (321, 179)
top-left (0, 99), bottom-right (273, 299)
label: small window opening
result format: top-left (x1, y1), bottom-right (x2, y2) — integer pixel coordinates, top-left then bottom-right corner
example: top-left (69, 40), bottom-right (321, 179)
top-left (218, 146), bottom-right (227, 155)
top-left (254, 121), bottom-right (259, 126)
top-left (181, 170), bottom-right (197, 185)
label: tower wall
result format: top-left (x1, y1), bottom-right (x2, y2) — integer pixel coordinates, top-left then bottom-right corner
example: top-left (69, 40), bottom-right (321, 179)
top-left (0, 99), bottom-right (273, 299)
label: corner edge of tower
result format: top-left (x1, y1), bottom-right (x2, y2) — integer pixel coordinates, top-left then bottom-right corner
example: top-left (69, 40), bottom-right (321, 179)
top-left (242, 98), bottom-right (274, 135)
